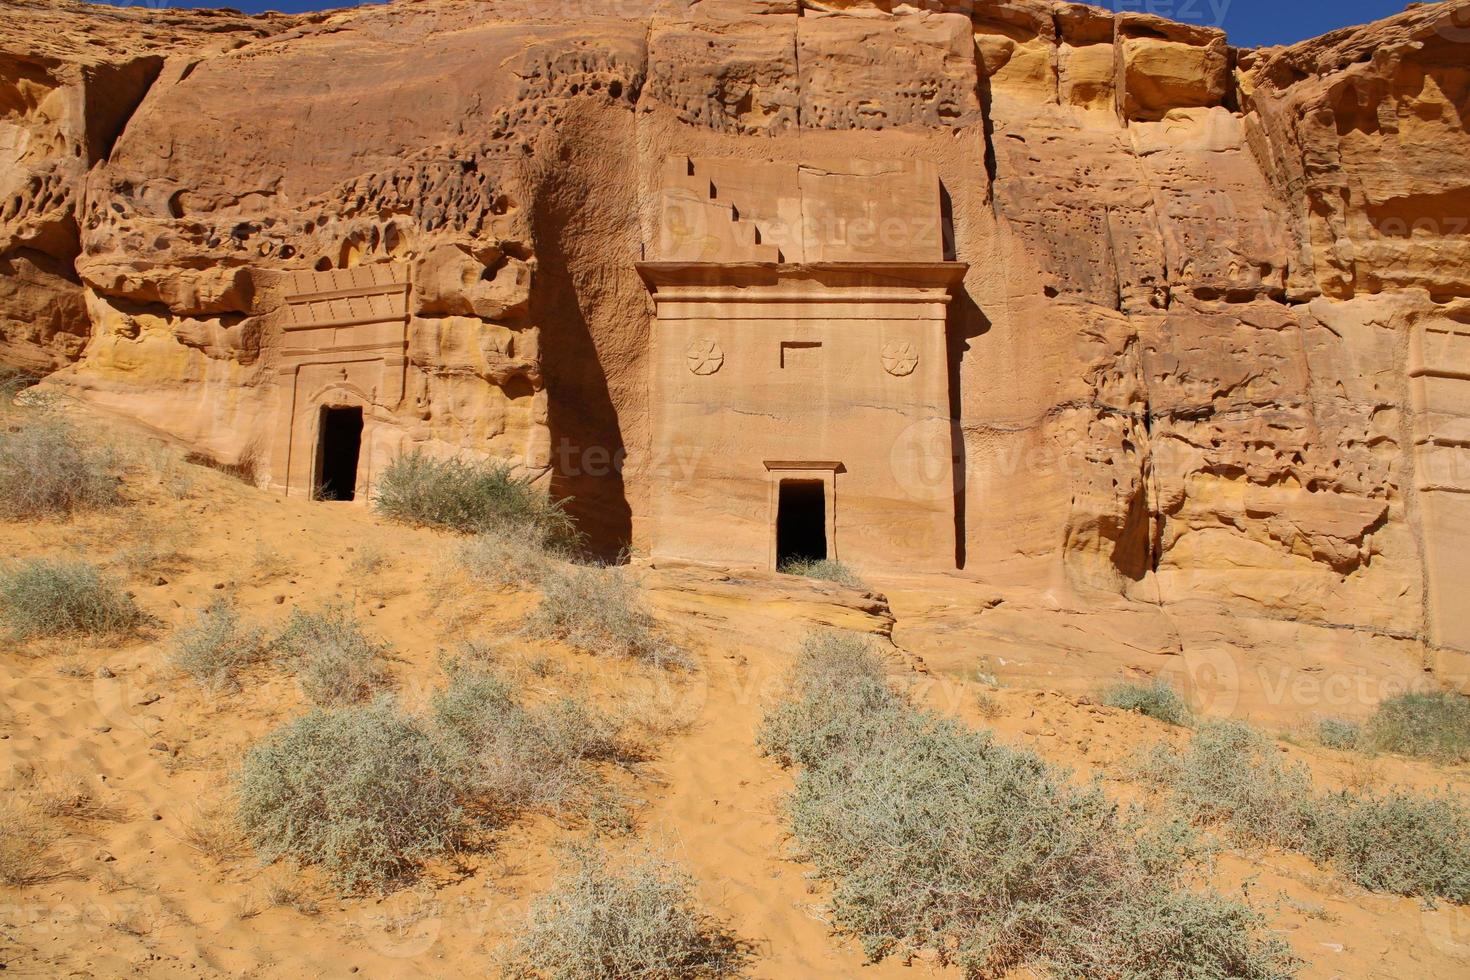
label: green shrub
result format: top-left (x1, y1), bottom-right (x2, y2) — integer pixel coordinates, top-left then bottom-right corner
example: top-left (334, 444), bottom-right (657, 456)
top-left (1103, 679), bottom-right (1193, 727)
top-left (374, 451), bottom-right (577, 547)
top-left (1361, 691), bottom-right (1470, 763)
top-left (778, 558), bottom-right (862, 588)
top-left (275, 605), bottom-right (391, 706)
top-left (500, 846), bottom-right (750, 980)
top-left (172, 598), bottom-right (267, 690)
top-left (236, 701), bottom-right (464, 892)
top-left (1142, 720), bottom-right (1470, 901)
top-left (430, 663), bottom-right (625, 821)
top-left (0, 414), bottom-right (119, 520)
top-left (524, 564), bottom-right (689, 669)
top-left (0, 558), bottom-right (146, 640)
top-left (1314, 716), bottom-right (1362, 752)
top-left (760, 633), bottom-right (1294, 978)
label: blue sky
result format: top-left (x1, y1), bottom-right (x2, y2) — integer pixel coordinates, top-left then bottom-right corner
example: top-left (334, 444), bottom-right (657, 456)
top-left (85, 0), bottom-right (1416, 49)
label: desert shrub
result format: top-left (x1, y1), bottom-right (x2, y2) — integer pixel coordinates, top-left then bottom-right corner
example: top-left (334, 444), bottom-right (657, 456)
top-left (1314, 716), bottom-right (1362, 751)
top-left (777, 557), bottom-right (862, 588)
top-left (1360, 691), bottom-right (1470, 763)
top-left (455, 528), bottom-right (553, 589)
top-left (760, 634), bottom-right (1293, 978)
top-left (275, 605), bottom-right (391, 706)
top-left (1138, 721), bottom-right (1316, 849)
top-left (1103, 678), bottom-right (1192, 727)
top-left (1143, 720), bottom-right (1470, 901)
top-left (172, 598), bottom-right (267, 690)
top-left (757, 631), bottom-right (902, 769)
top-left (236, 701), bottom-right (463, 892)
top-left (374, 451), bottom-right (577, 548)
top-left (524, 564), bottom-right (689, 669)
top-left (500, 846), bottom-right (750, 980)
top-left (0, 412), bottom-right (118, 519)
top-left (430, 663), bottom-right (625, 821)
top-left (1307, 789), bottom-right (1470, 901)
top-left (0, 558), bottom-right (146, 640)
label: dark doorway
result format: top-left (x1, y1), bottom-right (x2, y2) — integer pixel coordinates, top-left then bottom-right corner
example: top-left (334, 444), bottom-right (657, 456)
top-left (777, 480), bottom-right (827, 565)
top-left (315, 406), bottom-right (363, 501)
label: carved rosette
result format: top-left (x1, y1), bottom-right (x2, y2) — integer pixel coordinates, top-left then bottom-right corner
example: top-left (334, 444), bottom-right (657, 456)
top-left (686, 337), bottom-right (724, 375)
top-left (881, 340), bottom-right (918, 377)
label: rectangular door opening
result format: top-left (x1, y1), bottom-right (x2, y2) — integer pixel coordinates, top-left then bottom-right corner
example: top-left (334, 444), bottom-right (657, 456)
top-left (777, 479), bottom-right (827, 566)
top-left (315, 406), bottom-right (363, 501)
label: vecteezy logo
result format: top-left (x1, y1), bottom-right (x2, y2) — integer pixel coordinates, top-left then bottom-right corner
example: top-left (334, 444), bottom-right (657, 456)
top-left (888, 417), bottom-right (959, 504)
top-left (1179, 646), bottom-right (1241, 718)
top-left (660, 199), bottom-right (721, 261)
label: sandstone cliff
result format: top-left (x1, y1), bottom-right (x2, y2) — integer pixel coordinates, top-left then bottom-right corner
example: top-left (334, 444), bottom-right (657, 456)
top-left (2, 0), bottom-right (1468, 667)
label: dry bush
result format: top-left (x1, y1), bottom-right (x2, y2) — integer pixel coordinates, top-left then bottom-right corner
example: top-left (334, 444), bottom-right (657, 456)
top-left (759, 632), bottom-right (1294, 979)
top-left (777, 557), bottom-right (863, 588)
top-left (251, 544), bottom-right (293, 582)
top-left (374, 451), bottom-right (579, 548)
top-left (1314, 716), bottom-right (1363, 751)
top-left (0, 557), bottom-right (148, 640)
top-left (0, 410), bottom-right (119, 520)
top-left (172, 598), bottom-right (269, 691)
top-left (1102, 678), bottom-right (1193, 728)
top-left (500, 846), bottom-right (751, 980)
top-left (1361, 690), bottom-right (1470, 763)
top-left (1141, 720), bottom-right (1470, 902)
top-left (524, 564), bottom-right (690, 670)
top-left (431, 662), bottom-right (628, 823)
top-left (347, 545), bottom-right (389, 576)
top-left (455, 528), bottom-right (555, 590)
top-left (237, 700), bottom-right (465, 893)
top-left (617, 681), bottom-right (701, 739)
top-left (0, 798), bottom-right (71, 887)
top-left (275, 605), bottom-right (392, 706)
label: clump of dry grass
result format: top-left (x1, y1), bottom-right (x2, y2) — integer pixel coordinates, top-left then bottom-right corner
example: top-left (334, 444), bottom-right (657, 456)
top-left (0, 409), bottom-right (120, 520)
top-left (431, 662), bottom-right (630, 823)
top-left (500, 846), bottom-right (751, 980)
top-left (455, 528), bottom-right (556, 590)
top-left (177, 799), bottom-right (249, 865)
top-left (1361, 690), bottom-right (1470, 763)
top-left (1102, 678), bottom-right (1193, 727)
top-left (172, 598), bottom-right (269, 691)
top-left (374, 451), bottom-right (579, 548)
top-left (0, 557), bottom-right (148, 640)
top-left (237, 700), bottom-right (465, 893)
top-left (524, 564), bottom-right (690, 670)
top-left (0, 798), bottom-right (71, 887)
top-left (778, 557), bottom-right (863, 588)
top-left (275, 605), bottom-right (392, 706)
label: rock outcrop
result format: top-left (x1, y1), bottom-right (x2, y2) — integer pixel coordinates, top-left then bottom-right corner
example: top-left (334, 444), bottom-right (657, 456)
top-left (2, 0), bottom-right (1468, 665)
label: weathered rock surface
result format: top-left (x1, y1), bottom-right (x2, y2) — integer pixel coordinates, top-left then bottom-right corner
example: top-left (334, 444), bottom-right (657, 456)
top-left (2, 0), bottom-right (1469, 677)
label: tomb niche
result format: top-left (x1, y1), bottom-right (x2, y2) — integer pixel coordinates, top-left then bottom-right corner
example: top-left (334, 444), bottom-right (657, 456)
top-left (265, 262), bottom-right (411, 501)
top-left (638, 158), bottom-right (967, 572)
